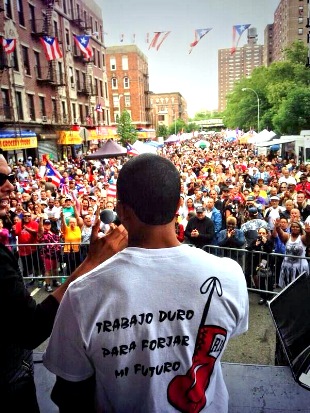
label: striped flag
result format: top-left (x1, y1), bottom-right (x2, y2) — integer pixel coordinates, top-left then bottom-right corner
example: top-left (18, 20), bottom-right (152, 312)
top-left (45, 159), bottom-right (62, 187)
top-left (73, 35), bottom-right (92, 58)
top-left (189, 28), bottom-right (212, 54)
top-left (1, 38), bottom-right (17, 54)
top-left (148, 31), bottom-right (171, 51)
top-left (230, 24), bottom-right (251, 55)
top-left (106, 183), bottom-right (117, 198)
top-left (40, 36), bottom-right (62, 60)
top-left (126, 143), bottom-right (140, 157)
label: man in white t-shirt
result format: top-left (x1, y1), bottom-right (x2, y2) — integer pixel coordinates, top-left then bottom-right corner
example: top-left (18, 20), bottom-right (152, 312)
top-left (43, 154), bottom-right (249, 413)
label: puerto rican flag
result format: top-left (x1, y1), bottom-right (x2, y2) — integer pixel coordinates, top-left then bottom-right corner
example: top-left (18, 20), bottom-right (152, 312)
top-left (40, 36), bottom-right (62, 60)
top-left (1, 38), bottom-right (17, 54)
top-left (126, 143), bottom-right (140, 157)
top-left (106, 183), bottom-right (117, 199)
top-left (73, 35), bottom-right (93, 58)
top-left (45, 160), bottom-right (62, 187)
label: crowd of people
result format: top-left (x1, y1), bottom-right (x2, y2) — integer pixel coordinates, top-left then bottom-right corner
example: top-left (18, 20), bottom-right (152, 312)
top-left (1, 132), bottom-right (310, 300)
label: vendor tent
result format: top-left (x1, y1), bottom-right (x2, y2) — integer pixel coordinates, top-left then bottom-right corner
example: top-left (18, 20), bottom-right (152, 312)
top-left (85, 139), bottom-right (127, 159)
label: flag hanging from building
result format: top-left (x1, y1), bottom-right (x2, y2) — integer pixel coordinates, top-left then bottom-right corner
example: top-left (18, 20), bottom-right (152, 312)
top-left (40, 36), bottom-right (62, 60)
top-left (45, 159), bottom-right (62, 187)
top-left (230, 24), bottom-right (251, 55)
top-left (148, 31), bottom-right (171, 51)
top-left (73, 35), bottom-right (93, 58)
top-left (95, 103), bottom-right (103, 112)
top-left (1, 38), bottom-right (17, 54)
top-left (189, 28), bottom-right (212, 54)
top-left (126, 143), bottom-right (140, 157)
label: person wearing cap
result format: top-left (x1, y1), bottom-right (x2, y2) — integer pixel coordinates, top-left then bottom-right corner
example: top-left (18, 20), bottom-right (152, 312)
top-left (184, 205), bottom-right (215, 248)
top-left (264, 196), bottom-right (285, 230)
top-left (62, 196), bottom-right (75, 225)
top-left (38, 216), bottom-right (61, 292)
top-left (296, 174), bottom-right (310, 199)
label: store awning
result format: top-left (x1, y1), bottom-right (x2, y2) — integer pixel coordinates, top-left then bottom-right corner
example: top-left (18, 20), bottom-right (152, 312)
top-left (0, 130), bottom-right (36, 139)
top-left (57, 131), bottom-right (83, 145)
top-left (0, 132), bottom-right (37, 151)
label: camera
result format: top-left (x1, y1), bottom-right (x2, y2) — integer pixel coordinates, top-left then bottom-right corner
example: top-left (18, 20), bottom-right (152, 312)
top-left (257, 235), bottom-right (263, 241)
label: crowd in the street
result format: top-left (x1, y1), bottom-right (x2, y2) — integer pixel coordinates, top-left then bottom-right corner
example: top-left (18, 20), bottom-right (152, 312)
top-left (2, 131), bottom-right (310, 299)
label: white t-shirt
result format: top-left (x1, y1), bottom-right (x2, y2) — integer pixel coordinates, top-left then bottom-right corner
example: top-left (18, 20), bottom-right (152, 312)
top-left (44, 245), bottom-right (248, 413)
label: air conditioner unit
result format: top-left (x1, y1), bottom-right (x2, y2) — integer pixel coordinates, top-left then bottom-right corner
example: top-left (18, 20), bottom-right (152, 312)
top-left (42, 115), bottom-right (47, 122)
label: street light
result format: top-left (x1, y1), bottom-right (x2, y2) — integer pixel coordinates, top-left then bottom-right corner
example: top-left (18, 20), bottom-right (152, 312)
top-left (242, 87), bottom-right (260, 133)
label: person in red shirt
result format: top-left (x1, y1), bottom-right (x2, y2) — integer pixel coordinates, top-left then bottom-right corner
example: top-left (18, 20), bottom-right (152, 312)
top-left (14, 212), bottom-right (41, 280)
top-left (295, 174), bottom-right (310, 199)
top-left (175, 213), bottom-right (185, 242)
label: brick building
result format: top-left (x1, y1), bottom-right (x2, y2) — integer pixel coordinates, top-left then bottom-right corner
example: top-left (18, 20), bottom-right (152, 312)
top-left (105, 44), bottom-right (151, 128)
top-left (218, 28), bottom-right (264, 112)
top-left (269, 0), bottom-right (309, 64)
top-left (0, 0), bottom-right (109, 162)
top-left (149, 92), bottom-right (188, 131)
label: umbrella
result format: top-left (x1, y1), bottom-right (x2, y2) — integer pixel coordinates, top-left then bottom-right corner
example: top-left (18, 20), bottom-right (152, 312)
top-left (194, 140), bottom-right (208, 149)
top-left (84, 139), bottom-right (127, 159)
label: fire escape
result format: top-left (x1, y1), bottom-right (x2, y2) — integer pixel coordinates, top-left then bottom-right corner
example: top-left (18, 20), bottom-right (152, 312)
top-left (71, 8), bottom-right (95, 117)
top-left (31, 0), bottom-right (64, 123)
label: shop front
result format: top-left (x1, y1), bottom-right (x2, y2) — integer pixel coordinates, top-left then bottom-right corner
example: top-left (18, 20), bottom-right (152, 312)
top-left (57, 131), bottom-right (83, 159)
top-left (0, 130), bottom-right (37, 163)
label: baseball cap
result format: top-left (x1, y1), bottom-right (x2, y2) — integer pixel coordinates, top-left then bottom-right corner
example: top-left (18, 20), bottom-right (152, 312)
top-left (89, 196), bottom-right (97, 201)
top-left (43, 219), bottom-right (51, 224)
top-left (228, 185), bottom-right (234, 189)
top-left (196, 206), bottom-right (205, 213)
top-left (248, 206), bottom-right (258, 215)
top-left (246, 195), bottom-right (255, 201)
top-left (65, 195), bottom-right (72, 200)
top-left (270, 196), bottom-right (280, 201)
top-left (40, 200), bottom-right (47, 205)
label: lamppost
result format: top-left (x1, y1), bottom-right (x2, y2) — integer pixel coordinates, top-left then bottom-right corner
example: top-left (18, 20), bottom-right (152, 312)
top-left (242, 87), bottom-right (260, 133)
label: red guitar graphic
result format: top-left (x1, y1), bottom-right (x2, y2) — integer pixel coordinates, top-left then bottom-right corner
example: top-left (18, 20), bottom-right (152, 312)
top-left (167, 277), bottom-right (226, 413)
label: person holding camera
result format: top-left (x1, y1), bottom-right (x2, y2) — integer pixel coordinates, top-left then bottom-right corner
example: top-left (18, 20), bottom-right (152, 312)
top-left (247, 227), bottom-right (274, 305)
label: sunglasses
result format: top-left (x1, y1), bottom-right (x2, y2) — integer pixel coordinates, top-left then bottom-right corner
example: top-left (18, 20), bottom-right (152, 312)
top-left (0, 173), bottom-right (15, 186)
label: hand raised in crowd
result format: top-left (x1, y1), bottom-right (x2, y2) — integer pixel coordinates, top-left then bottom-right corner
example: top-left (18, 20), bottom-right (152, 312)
top-left (227, 228), bottom-right (235, 238)
top-left (304, 222), bottom-right (310, 234)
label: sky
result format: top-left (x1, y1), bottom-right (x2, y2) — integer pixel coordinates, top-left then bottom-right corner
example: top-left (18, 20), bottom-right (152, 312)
top-left (98, 0), bottom-right (280, 117)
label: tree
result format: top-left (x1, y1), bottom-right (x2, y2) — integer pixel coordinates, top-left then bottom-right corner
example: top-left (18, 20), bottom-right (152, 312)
top-left (168, 118), bottom-right (186, 136)
top-left (284, 40), bottom-right (308, 65)
top-left (117, 110), bottom-right (137, 145)
top-left (156, 124), bottom-right (168, 138)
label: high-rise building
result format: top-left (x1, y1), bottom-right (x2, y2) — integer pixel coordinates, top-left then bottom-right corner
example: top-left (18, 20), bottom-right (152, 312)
top-left (0, 0), bottom-right (109, 161)
top-left (218, 28), bottom-right (264, 112)
top-left (105, 44), bottom-right (151, 128)
top-left (149, 92), bottom-right (188, 131)
top-left (270, 0), bottom-right (309, 63)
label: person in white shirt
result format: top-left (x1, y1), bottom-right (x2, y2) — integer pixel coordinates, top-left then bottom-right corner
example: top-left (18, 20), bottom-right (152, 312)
top-left (43, 153), bottom-right (248, 413)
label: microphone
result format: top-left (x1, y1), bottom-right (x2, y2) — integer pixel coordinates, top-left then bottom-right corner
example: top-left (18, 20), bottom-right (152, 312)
top-left (100, 209), bottom-right (115, 225)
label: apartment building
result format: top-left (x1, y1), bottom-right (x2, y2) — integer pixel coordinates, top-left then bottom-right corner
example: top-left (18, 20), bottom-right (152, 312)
top-left (218, 28), bottom-right (264, 112)
top-left (105, 44), bottom-right (151, 128)
top-left (0, 0), bottom-right (109, 161)
top-left (149, 92), bottom-right (188, 131)
top-left (270, 0), bottom-right (309, 63)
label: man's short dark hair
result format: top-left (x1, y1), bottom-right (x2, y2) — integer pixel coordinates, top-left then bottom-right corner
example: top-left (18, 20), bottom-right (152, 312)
top-left (117, 154), bottom-right (180, 225)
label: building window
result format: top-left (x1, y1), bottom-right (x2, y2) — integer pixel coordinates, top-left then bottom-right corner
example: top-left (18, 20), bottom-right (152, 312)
top-left (62, 101), bottom-right (67, 121)
top-left (52, 99), bottom-right (57, 121)
top-left (124, 95), bottom-right (131, 107)
top-left (39, 96), bottom-right (46, 117)
top-left (122, 56), bottom-right (128, 70)
top-left (112, 77), bottom-right (118, 89)
top-left (1, 89), bottom-right (11, 119)
top-left (72, 103), bottom-right (77, 120)
top-left (99, 80), bottom-right (103, 97)
top-left (113, 95), bottom-right (119, 107)
top-left (17, 0), bottom-right (25, 26)
top-left (29, 4), bottom-right (36, 32)
top-left (4, 0), bottom-right (12, 19)
top-left (15, 91), bottom-right (24, 120)
top-left (63, 0), bottom-right (68, 14)
top-left (124, 77), bottom-right (130, 88)
top-left (22, 46), bottom-right (31, 75)
top-left (95, 78), bottom-right (98, 96)
top-left (104, 82), bottom-right (108, 99)
top-left (65, 29), bottom-right (70, 46)
top-left (158, 115), bottom-right (165, 121)
top-left (298, 28), bottom-right (303, 35)
top-left (12, 50), bottom-right (19, 71)
top-left (79, 104), bottom-right (84, 123)
top-left (27, 94), bottom-right (35, 120)
top-left (69, 67), bottom-right (74, 85)
top-left (75, 69), bottom-right (80, 89)
top-left (298, 17), bottom-right (303, 24)
top-left (34, 51), bottom-right (41, 78)
top-left (97, 50), bottom-right (101, 68)
top-left (110, 57), bottom-right (116, 70)
top-left (299, 6), bottom-right (304, 15)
